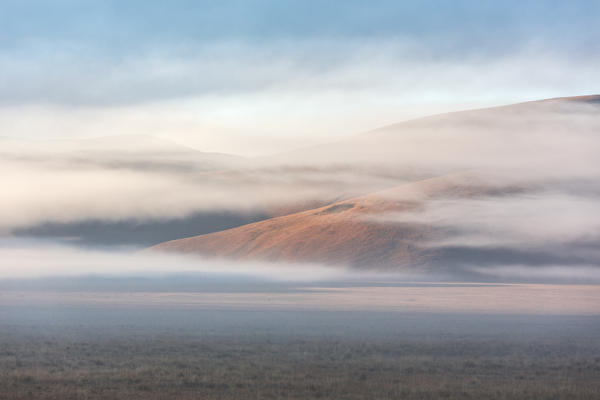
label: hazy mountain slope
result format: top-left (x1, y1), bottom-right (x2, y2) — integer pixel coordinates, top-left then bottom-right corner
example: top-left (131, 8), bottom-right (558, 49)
top-left (264, 95), bottom-right (600, 173)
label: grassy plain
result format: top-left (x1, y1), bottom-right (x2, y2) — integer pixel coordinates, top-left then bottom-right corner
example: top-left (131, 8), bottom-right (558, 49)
top-left (1, 301), bottom-right (599, 399)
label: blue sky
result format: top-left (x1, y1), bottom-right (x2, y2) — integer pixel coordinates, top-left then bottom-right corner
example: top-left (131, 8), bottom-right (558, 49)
top-left (4, 1), bottom-right (597, 46)
top-left (1, 0), bottom-right (599, 154)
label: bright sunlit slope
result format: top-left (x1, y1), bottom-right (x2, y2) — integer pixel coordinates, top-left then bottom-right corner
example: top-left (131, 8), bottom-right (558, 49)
top-left (150, 175), bottom-right (505, 269)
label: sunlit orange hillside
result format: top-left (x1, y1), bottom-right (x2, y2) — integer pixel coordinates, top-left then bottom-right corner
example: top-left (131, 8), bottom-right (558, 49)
top-left (151, 174), bottom-right (514, 269)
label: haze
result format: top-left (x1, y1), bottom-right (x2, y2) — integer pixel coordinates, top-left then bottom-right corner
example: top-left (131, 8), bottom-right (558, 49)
top-left (2, 2), bottom-right (599, 399)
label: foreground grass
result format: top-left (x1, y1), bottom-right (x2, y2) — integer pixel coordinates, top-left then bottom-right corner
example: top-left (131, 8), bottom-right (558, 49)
top-left (1, 332), bottom-right (599, 399)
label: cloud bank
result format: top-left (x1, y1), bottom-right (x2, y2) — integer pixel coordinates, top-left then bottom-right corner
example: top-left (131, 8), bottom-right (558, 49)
top-left (2, 100), bottom-right (599, 239)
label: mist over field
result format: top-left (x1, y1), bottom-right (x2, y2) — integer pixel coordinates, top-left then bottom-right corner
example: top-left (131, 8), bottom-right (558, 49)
top-left (2, 2), bottom-right (600, 399)
top-left (3, 99), bottom-right (599, 283)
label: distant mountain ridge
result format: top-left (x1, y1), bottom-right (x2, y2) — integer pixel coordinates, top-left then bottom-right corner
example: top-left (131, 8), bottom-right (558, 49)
top-left (1, 134), bottom-right (247, 172)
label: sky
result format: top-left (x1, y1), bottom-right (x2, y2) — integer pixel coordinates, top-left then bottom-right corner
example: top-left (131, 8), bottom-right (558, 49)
top-left (1, 0), bottom-right (599, 155)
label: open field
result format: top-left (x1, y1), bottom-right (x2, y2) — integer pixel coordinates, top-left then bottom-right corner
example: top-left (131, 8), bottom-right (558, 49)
top-left (1, 283), bottom-right (599, 315)
top-left (2, 329), bottom-right (600, 399)
top-left (1, 285), bottom-right (600, 400)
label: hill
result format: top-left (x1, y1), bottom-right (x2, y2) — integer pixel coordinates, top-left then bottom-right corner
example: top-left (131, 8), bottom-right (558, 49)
top-left (151, 174), bottom-right (522, 270)
top-left (150, 95), bottom-right (600, 271)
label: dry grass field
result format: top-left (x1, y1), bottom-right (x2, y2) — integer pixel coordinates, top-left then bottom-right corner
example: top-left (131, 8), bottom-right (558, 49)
top-left (2, 330), bottom-right (600, 399)
top-left (1, 299), bottom-right (599, 399)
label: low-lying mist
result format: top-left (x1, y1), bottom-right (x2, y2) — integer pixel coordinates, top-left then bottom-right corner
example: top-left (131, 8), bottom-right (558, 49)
top-left (1, 239), bottom-right (599, 285)
top-left (1, 98), bottom-right (599, 280)
top-left (0, 240), bottom-right (353, 282)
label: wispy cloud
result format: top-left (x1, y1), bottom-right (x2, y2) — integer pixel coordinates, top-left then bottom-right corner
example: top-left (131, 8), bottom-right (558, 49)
top-left (2, 1), bottom-right (598, 154)
top-left (2, 39), bottom-right (598, 108)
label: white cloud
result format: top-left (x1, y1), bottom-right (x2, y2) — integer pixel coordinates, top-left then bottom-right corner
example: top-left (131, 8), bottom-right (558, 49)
top-left (1, 38), bottom-right (599, 155)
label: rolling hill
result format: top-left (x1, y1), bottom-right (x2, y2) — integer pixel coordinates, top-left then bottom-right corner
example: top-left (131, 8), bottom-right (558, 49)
top-left (150, 95), bottom-right (600, 271)
top-left (150, 174), bottom-right (525, 270)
